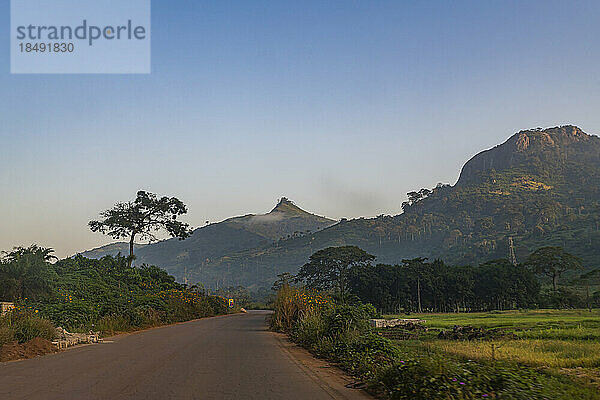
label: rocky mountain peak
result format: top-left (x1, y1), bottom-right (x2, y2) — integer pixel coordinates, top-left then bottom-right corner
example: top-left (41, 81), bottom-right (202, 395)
top-left (270, 197), bottom-right (306, 215)
top-left (510, 125), bottom-right (589, 152)
top-left (456, 125), bottom-right (599, 186)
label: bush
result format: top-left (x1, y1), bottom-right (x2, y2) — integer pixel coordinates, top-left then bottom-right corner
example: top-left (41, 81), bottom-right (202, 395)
top-left (13, 255), bottom-right (228, 333)
top-left (13, 316), bottom-right (55, 343)
top-left (293, 309), bottom-right (326, 347)
top-left (0, 326), bottom-right (14, 347)
top-left (0, 309), bottom-right (56, 344)
top-left (270, 284), bottom-right (332, 332)
top-left (376, 357), bottom-right (599, 400)
top-left (39, 301), bottom-right (99, 331)
top-left (324, 303), bottom-right (376, 336)
top-left (207, 295), bottom-right (229, 316)
top-left (96, 315), bottom-right (131, 335)
top-left (538, 288), bottom-right (584, 309)
top-left (275, 287), bottom-right (394, 379)
top-left (378, 359), bottom-right (464, 399)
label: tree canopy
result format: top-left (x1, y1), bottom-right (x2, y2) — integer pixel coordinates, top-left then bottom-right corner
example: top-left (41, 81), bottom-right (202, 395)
top-left (525, 246), bottom-right (582, 291)
top-left (296, 246), bottom-right (375, 302)
top-left (348, 257), bottom-right (540, 313)
top-left (0, 245), bottom-right (58, 301)
top-left (89, 191), bottom-right (192, 266)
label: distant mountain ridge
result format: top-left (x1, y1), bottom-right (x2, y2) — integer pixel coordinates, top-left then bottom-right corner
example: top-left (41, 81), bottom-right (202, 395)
top-left (81, 198), bottom-right (335, 280)
top-left (82, 242), bottom-right (146, 259)
top-left (82, 126), bottom-right (600, 290)
top-left (191, 125), bottom-right (600, 289)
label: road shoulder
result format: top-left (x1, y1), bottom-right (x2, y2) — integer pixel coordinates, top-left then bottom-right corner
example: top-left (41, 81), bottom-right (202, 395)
top-left (271, 331), bottom-right (373, 400)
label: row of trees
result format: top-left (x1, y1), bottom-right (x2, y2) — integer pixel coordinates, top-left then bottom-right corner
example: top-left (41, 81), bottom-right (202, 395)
top-left (349, 258), bottom-right (538, 312)
top-left (294, 245), bottom-right (592, 312)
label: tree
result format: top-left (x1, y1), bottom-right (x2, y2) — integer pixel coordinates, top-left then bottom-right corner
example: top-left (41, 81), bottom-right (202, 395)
top-left (570, 268), bottom-right (600, 312)
top-left (475, 259), bottom-right (539, 310)
top-left (89, 191), bottom-right (192, 267)
top-left (349, 263), bottom-right (409, 313)
top-left (525, 247), bottom-right (582, 291)
top-left (419, 188), bottom-right (432, 199)
top-left (272, 272), bottom-right (295, 292)
top-left (296, 246), bottom-right (375, 302)
top-left (402, 258), bottom-right (430, 313)
top-left (0, 245), bottom-right (58, 301)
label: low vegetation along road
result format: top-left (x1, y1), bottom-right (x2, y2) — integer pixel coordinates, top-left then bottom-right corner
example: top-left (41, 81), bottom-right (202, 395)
top-left (0, 311), bottom-right (370, 400)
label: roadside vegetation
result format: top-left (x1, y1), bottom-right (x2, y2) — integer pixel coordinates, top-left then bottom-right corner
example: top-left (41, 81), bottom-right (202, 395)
top-left (0, 304), bottom-right (60, 361)
top-left (0, 308), bottom-right (56, 347)
top-left (271, 286), bottom-right (599, 399)
top-left (270, 245), bottom-right (600, 399)
top-left (0, 245), bottom-right (229, 336)
top-left (0, 191), bottom-right (230, 361)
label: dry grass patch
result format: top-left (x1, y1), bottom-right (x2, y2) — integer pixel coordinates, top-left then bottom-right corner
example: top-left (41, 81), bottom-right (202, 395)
top-left (433, 339), bottom-right (600, 368)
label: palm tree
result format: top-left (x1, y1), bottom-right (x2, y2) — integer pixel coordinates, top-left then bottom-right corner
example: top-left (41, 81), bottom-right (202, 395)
top-left (0, 245), bottom-right (57, 301)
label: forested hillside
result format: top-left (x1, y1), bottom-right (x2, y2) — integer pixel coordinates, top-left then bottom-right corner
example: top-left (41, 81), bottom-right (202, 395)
top-left (199, 126), bottom-right (600, 288)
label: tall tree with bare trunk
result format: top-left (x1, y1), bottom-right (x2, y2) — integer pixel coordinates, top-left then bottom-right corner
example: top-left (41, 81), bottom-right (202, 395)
top-left (89, 191), bottom-right (192, 267)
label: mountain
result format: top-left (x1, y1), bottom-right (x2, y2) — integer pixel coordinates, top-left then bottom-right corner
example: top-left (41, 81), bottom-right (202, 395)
top-left (457, 126), bottom-right (599, 186)
top-left (81, 198), bottom-right (336, 282)
top-left (196, 125), bottom-right (600, 288)
top-left (82, 126), bottom-right (600, 290)
top-left (82, 242), bottom-right (146, 259)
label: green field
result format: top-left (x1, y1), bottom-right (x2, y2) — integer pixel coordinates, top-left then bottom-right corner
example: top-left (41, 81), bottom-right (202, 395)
top-left (389, 309), bottom-right (600, 332)
top-left (386, 309), bottom-right (600, 389)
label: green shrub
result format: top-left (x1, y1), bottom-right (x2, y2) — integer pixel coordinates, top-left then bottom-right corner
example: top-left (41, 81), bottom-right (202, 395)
top-left (378, 359), bottom-right (465, 400)
top-left (0, 310), bottom-right (56, 343)
top-left (96, 315), bottom-right (130, 335)
top-left (39, 300), bottom-right (99, 331)
top-left (292, 309), bottom-right (326, 347)
top-left (313, 335), bottom-right (335, 357)
top-left (207, 295), bottom-right (229, 316)
top-left (324, 303), bottom-right (376, 336)
top-left (285, 292), bottom-right (396, 379)
top-left (13, 316), bottom-right (56, 343)
top-left (0, 326), bottom-right (14, 346)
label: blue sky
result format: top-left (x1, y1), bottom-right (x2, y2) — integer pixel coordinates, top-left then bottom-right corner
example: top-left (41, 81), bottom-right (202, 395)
top-left (1, 0), bottom-right (600, 257)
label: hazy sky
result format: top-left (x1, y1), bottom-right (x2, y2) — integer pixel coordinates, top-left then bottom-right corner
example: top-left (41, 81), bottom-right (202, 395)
top-left (2, 1), bottom-right (600, 258)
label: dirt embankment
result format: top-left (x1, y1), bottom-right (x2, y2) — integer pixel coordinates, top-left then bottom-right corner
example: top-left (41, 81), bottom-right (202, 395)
top-left (0, 338), bottom-right (58, 362)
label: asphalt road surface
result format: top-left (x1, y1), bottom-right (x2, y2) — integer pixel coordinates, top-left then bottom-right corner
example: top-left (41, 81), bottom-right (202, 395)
top-left (0, 311), bottom-right (371, 400)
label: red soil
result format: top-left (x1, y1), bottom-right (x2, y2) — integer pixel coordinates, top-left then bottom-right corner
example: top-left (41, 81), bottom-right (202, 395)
top-left (0, 337), bottom-right (58, 362)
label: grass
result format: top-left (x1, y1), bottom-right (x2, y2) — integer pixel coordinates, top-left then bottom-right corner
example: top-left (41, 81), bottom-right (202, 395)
top-left (387, 309), bottom-right (600, 332)
top-left (0, 310), bottom-right (56, 346)
top-left (433, 339), bottom-right (600, 368)
top-left (386, 309), bottom-right (600, 390)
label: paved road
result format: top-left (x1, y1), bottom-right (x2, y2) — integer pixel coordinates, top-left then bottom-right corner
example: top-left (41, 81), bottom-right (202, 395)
top-left (0, 311), bottom-right (370, 400)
